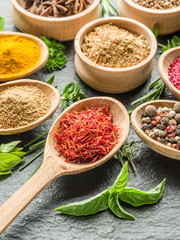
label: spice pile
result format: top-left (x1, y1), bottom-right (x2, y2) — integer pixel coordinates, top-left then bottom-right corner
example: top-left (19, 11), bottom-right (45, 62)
top-left (0, 35), bottom-right (41, 77)
top-left (132, 0), bottom-right (180, 9)
top-left (141, 103), bottom-right (180, 150)
top-left (0, 85), bottom-right (50, 129)
top-left (21, 0), bottom-right (91, 17)
top-left (81, 23), bottom-right (150, 68)
top-left (54, 104), bottom-right (121, 163)
top-left (168, 57), bottom-right (180, 91)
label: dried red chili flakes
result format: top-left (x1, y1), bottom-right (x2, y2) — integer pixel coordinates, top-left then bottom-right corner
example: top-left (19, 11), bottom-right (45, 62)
top-left (54, 104), bottom-right (122, 164)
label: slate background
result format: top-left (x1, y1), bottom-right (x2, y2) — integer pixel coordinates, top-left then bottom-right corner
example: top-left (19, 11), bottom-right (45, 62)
top-left (0, 1), bottom-right (180, 240)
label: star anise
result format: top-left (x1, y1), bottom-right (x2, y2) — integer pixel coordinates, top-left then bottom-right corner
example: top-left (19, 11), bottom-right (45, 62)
top-left (23, 0), bottom-right (90, 17)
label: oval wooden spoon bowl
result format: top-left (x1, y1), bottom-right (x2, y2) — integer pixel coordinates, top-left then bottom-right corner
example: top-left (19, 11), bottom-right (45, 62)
top-left (158, 47), bottom-right (180, 100)
top-left (0, 31), bottom-right (49, 81)
top-left (0, 79), bottom-right (60, 135)
top-left (131, 100), bottom-right (180, 160)
top-left (0, 97), bottom-right (129, 234)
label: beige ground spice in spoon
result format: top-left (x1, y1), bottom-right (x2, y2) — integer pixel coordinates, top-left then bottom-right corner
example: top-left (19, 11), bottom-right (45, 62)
top-left (0, 85), bottom-right (51, 129)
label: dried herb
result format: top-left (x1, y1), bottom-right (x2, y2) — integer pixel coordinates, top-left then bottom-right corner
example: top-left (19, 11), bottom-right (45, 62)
top-left (128, 78), bottom-right (165, 114)
top-left (55, 162), bottom-right (166, 219)
top-left (41, 36), bottom-right (66, 72)
top-left (54, 104), bottom-right (121, 163)
top-left (158, 35), bottom-right (180, 53)
top-left (81, 23), bottom-right (150, 68)
top-left (100, 0), bottom-right (119, 17)
top-left (0, 17), bottom-right (4, 31)
top-left (60, 82), bottom-right (85, 108)
top-left (113, 139), bottom-right (140, 172)
top-left (23, 0), bottom-right (90, 17)
top-left (0, 141), bottom-right (25, 177)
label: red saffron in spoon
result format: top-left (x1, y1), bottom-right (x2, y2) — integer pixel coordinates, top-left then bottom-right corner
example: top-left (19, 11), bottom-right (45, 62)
top-left (54, 104), bottom-right (121, 164)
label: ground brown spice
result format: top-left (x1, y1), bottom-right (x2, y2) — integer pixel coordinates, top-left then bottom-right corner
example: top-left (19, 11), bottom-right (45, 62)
top-left (0, 85), bottom-right (51, 129)
top-left (81, 23), bottom-right (150, 68)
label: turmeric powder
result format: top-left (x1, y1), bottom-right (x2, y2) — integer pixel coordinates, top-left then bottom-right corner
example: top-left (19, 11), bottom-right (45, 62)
top-left (0, 35), bottom-right (41, 77)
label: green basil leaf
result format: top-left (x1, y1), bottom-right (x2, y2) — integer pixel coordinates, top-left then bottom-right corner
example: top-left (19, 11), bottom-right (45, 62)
top-left (108, 194), bottom-right (135, 220)
top-left (10, 152), bottom-right (26, 158)
top-left (0, 141), bottom-right (21, 153)
top-left (0, 17), bottom-right (4, 31)
top-left (152, 24), bottom-right (158, 38)
top-left (119, 178), bottom-right (166, 207)
top-left (109, 161), bottom-right (128, 194)
top-left (0, 170), bottom-right (11, 176)
top-left (0, 153), bottom-right (23, 172)
top-left (55, 189), bottom-right (109, 216)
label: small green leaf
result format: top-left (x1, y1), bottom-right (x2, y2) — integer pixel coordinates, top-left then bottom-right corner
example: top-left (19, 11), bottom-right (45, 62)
top-left (109, 162), bottom-right (128, 194)
top-left (0, 141), bottom-right (21, 153)
top-left (46, 75), bottom-right (55, 85)
top-left (0, 17), bottom-right (4, 31)
top-left (55, 189), bottom-right (109, 216)
top-left (152, 24), bottom-right (158, 38)
top-left (119, 179), bottom-right (166, 207)
top-left (10, 152), bottom-right (26, 158)
top-left (108, 194), bottom-right (135, 220)
top-left (0, 170), bottom-right (11, 176)
top-left (0, 153), bottom-right (23, 172)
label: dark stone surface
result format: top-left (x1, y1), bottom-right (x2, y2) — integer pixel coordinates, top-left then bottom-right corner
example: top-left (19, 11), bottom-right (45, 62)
top-left (0, 1), bottom-right (180, 240)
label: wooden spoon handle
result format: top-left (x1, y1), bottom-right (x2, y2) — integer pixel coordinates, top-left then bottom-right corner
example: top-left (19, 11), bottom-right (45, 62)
top-left (0, 160), bottom-right (64, 235)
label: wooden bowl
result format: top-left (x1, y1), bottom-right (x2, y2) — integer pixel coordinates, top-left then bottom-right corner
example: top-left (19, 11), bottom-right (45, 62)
top-left (11, 0), bottom-right (100, 41)
top-left (0, 32), bottom-right (48, 82)
top-left (158, 47), bottom-right (180, 100)
top-left (118, 0), bottom-right (180, 35)
top-left (74, 17), bottom-right (157, 93)
top-left (0, 79), bottom-right (60, 135)
top-left (131, 100), bottom-right (180, 160)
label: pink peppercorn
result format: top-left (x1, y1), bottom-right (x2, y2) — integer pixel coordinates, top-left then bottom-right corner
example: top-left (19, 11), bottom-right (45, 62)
top-left (168, 57), bottom-right (180, 90)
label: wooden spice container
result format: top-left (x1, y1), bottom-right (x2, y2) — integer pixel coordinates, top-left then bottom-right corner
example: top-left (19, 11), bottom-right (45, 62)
top-left (158, 47), bottom-right (180, 100)
top-left (118, 0), bottom-right (180, 35)
top-left (74, 17), bottom-right (157, 93)
top-left (11, 0), bottom-right (100, 41)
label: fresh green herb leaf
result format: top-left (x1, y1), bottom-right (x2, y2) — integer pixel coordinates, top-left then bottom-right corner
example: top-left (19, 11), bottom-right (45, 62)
top-left (152, 24), bottom-right (158, 38)
top-left (55, 189), bottom-right (109, 216)
top-left (19, 150), bottom-right (44, 171)
top-left (0, 17), bottom-right (4, 31)
top-left (0, 153), bottom-right (23, 172)
top-left (0, 170), bottom-right (11, 176)
top-left (119, 178), bottom-right (166, 207)
top-left (108, 194), bottom-right (135, 220)
top-left (158, 35), bottom-right (180, 53)
top-left (46, 75), bottom-right (55, 85)
top-left (109, 162), bottom-right (128, 194)
top-left (41, 36), bottom-right (66, 72)
top-left (128, 78), bottom-right (165, 114)
top-left (0, 141), bottom-right (21, 153)
top-left (24, 132), bottom-right (48, 148)
top-left (114, 139), bottom-right (140, 172)
top-left (100, 0), bottom-right (119, 17)
top-left (61, 82), bottom-right (85, 108)
top-left (25, 139), bottom-right (46, 155)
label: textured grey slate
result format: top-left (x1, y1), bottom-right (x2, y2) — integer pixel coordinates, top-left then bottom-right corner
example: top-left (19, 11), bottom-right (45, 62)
top-left (0, 1), bottom-right (180, 239)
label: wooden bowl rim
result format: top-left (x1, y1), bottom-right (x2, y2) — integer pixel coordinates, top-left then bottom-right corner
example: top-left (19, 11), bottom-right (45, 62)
top-left (74, 17), bottom-right (157, 73)
top-left (11, 0), bottom-right (100, 22)
top-left (131, 100), bottom-right (180, 156)
top-left (158, 46), bottom-right (180, 99)
top-left (0, 31), bottom-right (49, 82)
top-left (0, 79), bottom-right (60, 135)
top-left (123, 0), bottom-right (180, 14)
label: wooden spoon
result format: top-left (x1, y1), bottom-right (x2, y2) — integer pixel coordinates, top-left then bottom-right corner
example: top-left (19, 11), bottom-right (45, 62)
top-left (0, 31), bottom-right (49, 82)
top-left (0, 79), bottom-right (60, 135)
top-left (131, 100), bottom-right (180, 160)
top-left (158, 46), bottom-right (180, 100)
top-left (0, 97), bottom-right (129, 234)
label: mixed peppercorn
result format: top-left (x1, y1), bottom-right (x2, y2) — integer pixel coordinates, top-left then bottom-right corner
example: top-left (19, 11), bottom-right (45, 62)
top-left (141, 102), bottom-right (180, 150)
